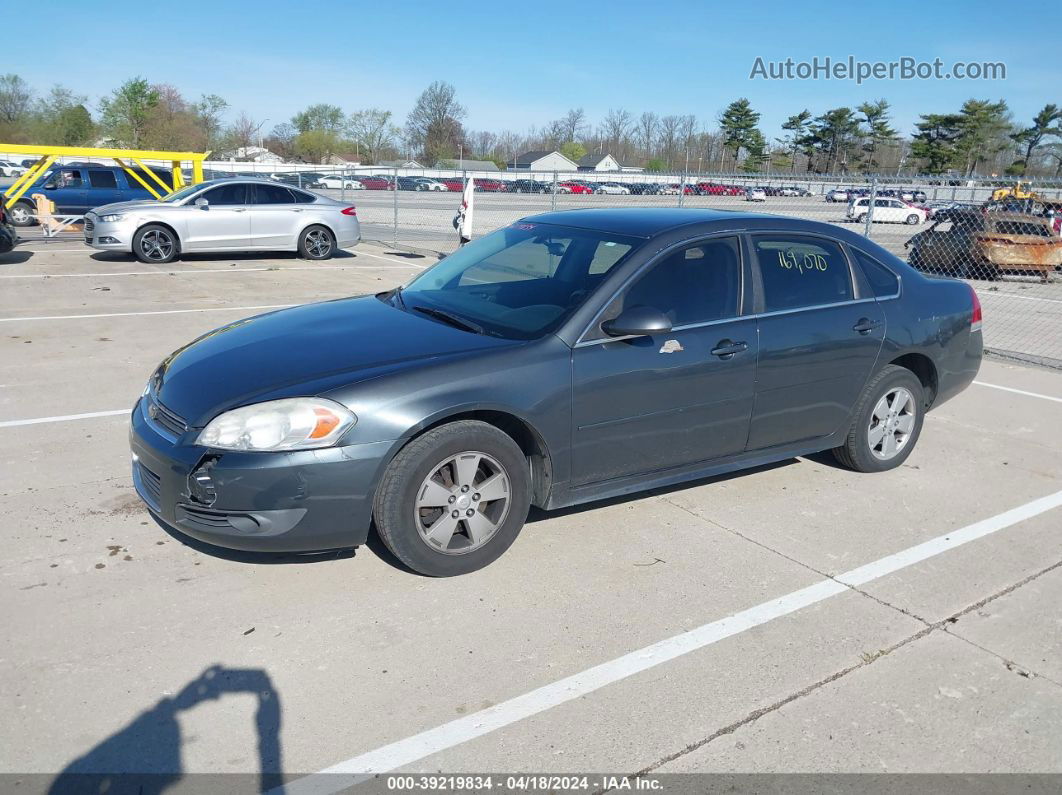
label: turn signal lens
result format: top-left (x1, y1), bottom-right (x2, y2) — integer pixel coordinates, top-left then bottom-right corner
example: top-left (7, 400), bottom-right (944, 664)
top-left (970, 285), bottom-right (983, 332)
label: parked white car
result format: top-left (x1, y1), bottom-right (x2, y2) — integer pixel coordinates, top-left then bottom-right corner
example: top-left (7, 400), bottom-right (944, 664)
top-left (745, 187), bottom-right (767, 202)
top-left (595, 182), bottom-right (630, 195)
top-left (847, 197), bottom-right (927, 225)
top-left (0, 160), bottom-right (26, 177)
top-left (412, 178), bottom-right (449, 191)
top-left (825, 188), bottom-right (851, 202)
top-left (318, 175), bottom-right (365, 190)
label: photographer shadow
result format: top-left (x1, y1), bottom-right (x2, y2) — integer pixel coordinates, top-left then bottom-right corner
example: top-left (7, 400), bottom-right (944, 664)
top-left (48, 665), bottom-right (283, 795)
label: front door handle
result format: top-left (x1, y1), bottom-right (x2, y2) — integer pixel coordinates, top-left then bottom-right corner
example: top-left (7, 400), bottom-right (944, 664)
top-left (711, 339), bottom-right (748, 359)
top-left (292, 208), bottom-right (303, 212)
top-left (853, 318), bottom-right (882, 335)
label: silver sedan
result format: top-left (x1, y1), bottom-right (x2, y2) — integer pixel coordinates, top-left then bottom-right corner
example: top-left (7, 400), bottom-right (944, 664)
top-left (84, 178), bottom-right (361, 264)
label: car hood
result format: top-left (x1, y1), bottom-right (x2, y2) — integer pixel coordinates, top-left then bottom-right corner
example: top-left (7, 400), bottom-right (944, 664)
top-left (89, 199), bottom-right (170, 215)
top-left (154, 295), bottom-right (518, 427)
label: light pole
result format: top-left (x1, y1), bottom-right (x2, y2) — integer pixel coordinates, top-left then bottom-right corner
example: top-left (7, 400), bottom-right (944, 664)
top-left (254, 118), bottom-right (270, 151)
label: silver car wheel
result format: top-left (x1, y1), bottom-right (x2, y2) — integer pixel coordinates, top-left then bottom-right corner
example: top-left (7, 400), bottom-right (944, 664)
top-left (868, 387), bottom-right (916, 461)
top-left (9, 204), bottom-right (31, 224)
top-left (414, 450), bottom-right (511, 555)
top-left (303, 228), bottom-right (332, 258)
top-left (139, 229), bottom-right (174, 261)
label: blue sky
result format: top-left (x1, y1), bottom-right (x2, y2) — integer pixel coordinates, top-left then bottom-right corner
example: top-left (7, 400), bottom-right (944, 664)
top-left (15, 0), bottom-right (1049, 139)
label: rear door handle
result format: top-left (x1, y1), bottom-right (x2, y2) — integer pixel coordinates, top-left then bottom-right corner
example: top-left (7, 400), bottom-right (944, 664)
top-left (710, 339), bottom-right (748, 359)
top-left (853, 318), bottom-right (882, 335)
top-left (232, 208), bottom-right (247, 213)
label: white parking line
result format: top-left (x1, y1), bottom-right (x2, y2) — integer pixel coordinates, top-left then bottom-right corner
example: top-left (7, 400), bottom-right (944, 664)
top-left (0, 304), bottom-right (294, 322)
top-left (279, 489), bottom-right (1062, 793)
top-left (977, 291), bottom-right (1062, 305)
top-left (0, 409), bottom-right (128, 428)
top-left (974, 381), bottom-right (1062, 404)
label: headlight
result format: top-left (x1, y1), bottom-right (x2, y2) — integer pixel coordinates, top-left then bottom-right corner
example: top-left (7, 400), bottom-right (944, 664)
top-left (197, 397), bottom-right (356, 451)
top-left (100, 213), bottom-right (125, 222)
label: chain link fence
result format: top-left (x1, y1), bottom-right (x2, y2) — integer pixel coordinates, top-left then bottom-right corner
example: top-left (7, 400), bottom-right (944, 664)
top-left (302, 165), bottom-right (1060, 368)
top-left (4, 158), bottom-right (1059, 366)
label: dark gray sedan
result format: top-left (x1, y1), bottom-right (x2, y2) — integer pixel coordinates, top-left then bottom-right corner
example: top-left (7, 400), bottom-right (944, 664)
top-left (130, 209), bottom-right (982, 576)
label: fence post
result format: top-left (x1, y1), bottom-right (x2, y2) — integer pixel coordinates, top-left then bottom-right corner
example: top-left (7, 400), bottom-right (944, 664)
top-left (678, 172), bottom-right (686, 208)
top-left (340, 168), bottom-right (346, 203)
top-left (551, 171), bottom-right (557, 211)
top-left (863, 176), bottom-right (877, 238)
top-left (392, 166), bottom-right (399, 246)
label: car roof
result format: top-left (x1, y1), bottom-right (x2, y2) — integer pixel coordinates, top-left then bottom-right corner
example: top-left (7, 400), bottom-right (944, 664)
top-left (522, 207), bottom-right (824, 238)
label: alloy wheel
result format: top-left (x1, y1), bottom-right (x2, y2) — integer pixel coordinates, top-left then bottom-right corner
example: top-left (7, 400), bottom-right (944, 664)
top-left (414, 451), bottom-right (511, 554)
top-left (140, 229), bottom-right (174, 261)
top-left (304, 229), bottom-right (332, 258)
top-left (868, 387), bottom-right (916, 461)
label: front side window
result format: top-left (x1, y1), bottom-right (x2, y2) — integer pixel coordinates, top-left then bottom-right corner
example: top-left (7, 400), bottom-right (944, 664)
top-left (201, 184), bottom-right (247, 206)
top-left (397, 223), bottom-right (638, 340)
top-left (611, 237), bottom-right (741, 328)
top-left (755, 235), bottom-right (853, 312)
top-left (50, 169), bottom-right (82, 189)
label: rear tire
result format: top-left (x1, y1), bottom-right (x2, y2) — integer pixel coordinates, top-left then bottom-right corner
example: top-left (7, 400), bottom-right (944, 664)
top-left (298, 225), bottom-right (335, 260)
top-left (133, 224), bottom-right (179, 264)
top-left (833, 365), bottom-right (924, 473)
top-left (373, 420), bottom-right (531, 576)
top-left (906, 214), bottom-right (920, 225)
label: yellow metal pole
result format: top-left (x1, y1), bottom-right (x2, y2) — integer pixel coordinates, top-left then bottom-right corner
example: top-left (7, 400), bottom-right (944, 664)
top-left (192, 158), bottom-right (204, 184)
top-left (129, 157), bottom-right (173, 195)
top-left (114, 158), bottom-right (164, 200)
top-left (170, 160), bottom-right (185, 190)
top-left (4, 155), bottom-right (56, 208)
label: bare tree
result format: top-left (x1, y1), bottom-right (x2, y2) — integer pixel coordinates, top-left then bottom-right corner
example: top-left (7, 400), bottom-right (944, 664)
top-left (637, 112), bottom-right (658, 159)
top-left (658, 115), bottom-right (681, 167)
top-left (0, 74), bottom-right (33, 123)
top-left (227, 112), bottom-right (259, 154)
top-left (600, 108), bottom-right (633, 158)
top-left (347, 108), bottom-right (399, 163)
top-left (679, 114), bottom-right (697, 168)
top-left (404, 81), bottom-right (466, 163)
top-left (559, 107), bottom-right (586, 142)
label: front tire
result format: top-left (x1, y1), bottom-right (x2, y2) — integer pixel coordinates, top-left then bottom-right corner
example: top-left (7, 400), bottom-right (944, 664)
top-left (373, 420), bottom-right (531, 576)
top-left (8, 202), bottom-right (34, 226)
top-left (906, 214), bottom-right (920, 225)
top-left (833, 365), bottom-right (924, 473)
top-left (298, 225), bottom-right (335, 260)
top-left (133, 224), bottom-right (179, 264)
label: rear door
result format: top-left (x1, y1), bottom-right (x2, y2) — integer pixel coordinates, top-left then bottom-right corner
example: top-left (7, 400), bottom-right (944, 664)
top-left (85, 169), bottom-right (124, 211)
top-left (249, 183), bottom-right (302, 248)
top-left (746, 233), bottom-right (885, 451)
top-left (182, 183), bottom-right (251, 250)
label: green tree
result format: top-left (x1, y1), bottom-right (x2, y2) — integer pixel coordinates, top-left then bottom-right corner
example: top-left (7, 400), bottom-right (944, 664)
top-left (779, 110), bottom-right (812, 172)
top-left (99, 77), bottom-right (160, 147)
top-left (405, 81), bottom-right (466, 163)
top-left (55, 105), bottom-right (94, 145)
top-left (1011, 103), bottom-right (1062, 174)
top-left (347, 108), bottom-right (400, 163)
top-left (954, 99), bottom-right (1012, 176)
top-left (293, 128), bottom-right (342, 163)
top-left (644, 157), bottom-right (666, 172)
top-left (559, 141), bottom-right (587, 162)
top-left (809, 107), bottom-right (861, 173)
top-left (193, 94), bottom-right (229, 149)
top-left (857, 99), bottom-right (897, 172)
top-left (292, 103), bottom-right (345, 134)
top-left (0, 73), bottom-right (32, 123)
top-left (719, 98), bottom-right (762, 167)
top-left (33, 85), bottom-right (95, 145)
top-left (911, 113), bottom-right (964, 174)
top-left (741, 129), bottom-right (768, 173)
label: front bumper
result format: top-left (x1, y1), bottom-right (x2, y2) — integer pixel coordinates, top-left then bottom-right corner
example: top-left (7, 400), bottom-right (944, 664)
top-left (83, 212), bottom-right (134, 251)
top-left (129, 397), bottom-right (392, 552)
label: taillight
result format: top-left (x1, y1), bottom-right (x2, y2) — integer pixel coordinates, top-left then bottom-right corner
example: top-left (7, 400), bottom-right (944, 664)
top-left (341, 206), bottom-right (357, 216)
top-left (978, 237), bottom-right (1014, 245)
top-left (970, 285), bottom-right (982, 332)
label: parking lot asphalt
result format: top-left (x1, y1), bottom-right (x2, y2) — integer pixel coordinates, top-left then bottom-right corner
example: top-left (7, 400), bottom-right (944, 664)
top-left (2, 239), bottom-right (1061, 788)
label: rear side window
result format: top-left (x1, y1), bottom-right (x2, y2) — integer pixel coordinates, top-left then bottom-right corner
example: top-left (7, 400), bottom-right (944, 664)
top-left (993, 220), bottom-right (1051, 237)
top-left (851, 248), bottom-right (900, 298)
top-left (254, 184), bottom-right (296, 204)
top-left (754, 236), bottom-right (853, 312)
top-left (88, 170), bottom-right (118, 189)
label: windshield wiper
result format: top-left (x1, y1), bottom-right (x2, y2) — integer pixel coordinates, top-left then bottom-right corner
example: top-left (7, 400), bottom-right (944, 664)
top-left (411, 305), bottom-right (485, 335)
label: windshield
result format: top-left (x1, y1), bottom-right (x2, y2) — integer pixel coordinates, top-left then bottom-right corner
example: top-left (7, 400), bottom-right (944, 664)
top-left (161, 184), bottom-right (207, 203)
top-left (394, 223), bottom-right (639, 340)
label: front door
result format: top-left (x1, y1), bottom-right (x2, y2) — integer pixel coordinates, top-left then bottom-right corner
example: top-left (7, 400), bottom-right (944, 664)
top-left (182, 183), bottom-right (251, 250)
top-left (571, 236), bottom-right (758, 485)
top-left (43, 168), bottom-right (87, 214)
top-left (746, 234), bottom-right (885, 451)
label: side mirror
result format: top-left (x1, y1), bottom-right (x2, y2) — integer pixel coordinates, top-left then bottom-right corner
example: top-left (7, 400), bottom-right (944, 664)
top-left (43, 182), bottom-right (57, 190)
top-left (601, 305), bottom-right (672, 338)
top-left (195, 197), bottom-right (209, 209)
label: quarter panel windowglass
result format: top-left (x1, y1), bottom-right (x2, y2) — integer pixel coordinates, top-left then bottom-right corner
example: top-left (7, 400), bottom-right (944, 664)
top-left (851, 248), bottom-right (900, 298)
top-left (616, 237), bottom-right (741, 327)
top-left (88, 170), bottom-right (118, 189)
top-left (755, 236), bottom-right (853, 312)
